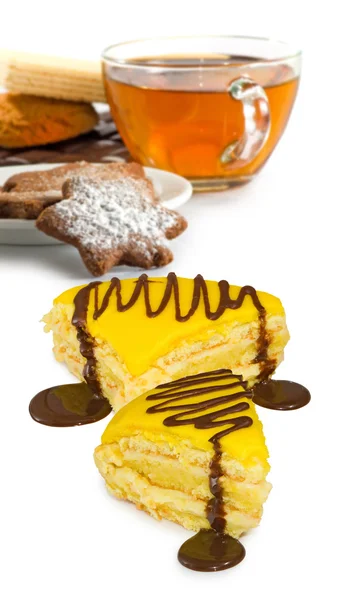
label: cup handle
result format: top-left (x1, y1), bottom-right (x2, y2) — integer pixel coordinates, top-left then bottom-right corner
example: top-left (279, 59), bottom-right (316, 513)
top-left (220, 77), bottom-right (271, 166)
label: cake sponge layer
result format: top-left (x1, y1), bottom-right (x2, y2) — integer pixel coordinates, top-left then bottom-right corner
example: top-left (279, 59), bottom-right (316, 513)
top-left (94, 446), bottom-right (270, 538)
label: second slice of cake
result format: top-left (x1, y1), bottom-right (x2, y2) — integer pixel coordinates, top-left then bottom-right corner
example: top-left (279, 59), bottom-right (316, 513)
top-left (94, 369), bottom-right (271, 538)
top-left (43, 273), bottom-right (289, 411)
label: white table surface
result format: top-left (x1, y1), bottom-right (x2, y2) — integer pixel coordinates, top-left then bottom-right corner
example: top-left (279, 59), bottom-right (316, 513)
top-left (1, 3), bottom-right (348, 599)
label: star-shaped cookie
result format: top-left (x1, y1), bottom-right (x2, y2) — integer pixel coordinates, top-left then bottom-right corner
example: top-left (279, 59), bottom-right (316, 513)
top-left (36, 176), bottom-right (187, 276)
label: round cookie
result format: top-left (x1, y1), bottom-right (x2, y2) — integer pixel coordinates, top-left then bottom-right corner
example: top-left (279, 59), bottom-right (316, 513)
top-left (0, 93), bottom-right (98, 148)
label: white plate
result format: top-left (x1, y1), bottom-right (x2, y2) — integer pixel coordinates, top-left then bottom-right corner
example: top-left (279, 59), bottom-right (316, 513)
top-left (0, 163), bottom-right (192, 245)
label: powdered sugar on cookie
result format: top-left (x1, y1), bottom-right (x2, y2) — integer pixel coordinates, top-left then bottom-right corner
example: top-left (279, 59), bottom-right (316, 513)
top-left (56, 176), bottom-right (175, 251)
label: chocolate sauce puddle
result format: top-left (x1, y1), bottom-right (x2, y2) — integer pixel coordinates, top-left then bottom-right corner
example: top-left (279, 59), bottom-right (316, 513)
top-left (253, 380), bottom-right (311, 410)
top-left (146, 369), bottom-right (252, 571)
top-left (178, 530), bottom-right (245, 572)
top-left (29, 382), bottom-right (112, 427)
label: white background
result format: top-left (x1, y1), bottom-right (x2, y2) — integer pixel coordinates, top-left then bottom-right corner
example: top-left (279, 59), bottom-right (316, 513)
top-left (0, 1), bottom-right (349, 599)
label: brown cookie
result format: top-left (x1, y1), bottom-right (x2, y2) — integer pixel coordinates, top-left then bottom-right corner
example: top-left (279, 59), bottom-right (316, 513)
top-left (0, 93), bottom-right (98, 148)
top-left (1, 161), bottom-right (153, 218)
top-left (3, 161), bottom-right (146, 193)
top-left (0, 111), bottom-right (130, 167)
top-left (0, 190), bottom-right (61, 219)
top-left (36, 176), bottom-right (187, 276)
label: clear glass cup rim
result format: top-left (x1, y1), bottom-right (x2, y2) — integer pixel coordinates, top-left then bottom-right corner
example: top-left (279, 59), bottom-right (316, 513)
top-left (101, 35), bottom-right (302, 70)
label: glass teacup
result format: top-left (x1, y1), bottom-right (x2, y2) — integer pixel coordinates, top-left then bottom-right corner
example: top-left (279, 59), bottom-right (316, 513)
top-left (102, 36), bottom-right (301, 191)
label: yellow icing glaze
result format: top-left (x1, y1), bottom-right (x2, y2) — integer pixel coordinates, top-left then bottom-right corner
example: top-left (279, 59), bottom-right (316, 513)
top-left (54, 276), bottom-right (284, 377)
top-left (101, 374), bottom-right (269, 468)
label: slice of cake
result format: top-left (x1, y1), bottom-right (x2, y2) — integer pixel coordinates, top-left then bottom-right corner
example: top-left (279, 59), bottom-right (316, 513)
top-left (94, 369), bottom-right (271, 538)
top-left (43, 273), bottom-right (289, 412)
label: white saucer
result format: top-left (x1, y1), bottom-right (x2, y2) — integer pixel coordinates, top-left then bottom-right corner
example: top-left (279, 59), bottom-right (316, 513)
top-left (0, 163), bottom-right (192, 245)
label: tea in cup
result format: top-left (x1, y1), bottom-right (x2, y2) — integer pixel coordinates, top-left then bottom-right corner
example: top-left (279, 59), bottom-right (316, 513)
top-left (102, 36), bottom-right (301, 191)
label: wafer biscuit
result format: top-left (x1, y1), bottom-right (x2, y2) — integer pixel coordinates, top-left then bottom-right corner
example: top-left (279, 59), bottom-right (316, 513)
top-left (0, 50), bottom-right (105, 103)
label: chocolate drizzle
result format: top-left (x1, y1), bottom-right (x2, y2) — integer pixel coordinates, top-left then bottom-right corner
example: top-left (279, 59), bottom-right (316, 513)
top-left (207, 440), bottom-right (226, 533)
top-left (146, 369), bottom-right (253, 571)
top-left (90, 273), bottom-right (266, 322)
top-left (146, 370), bottom-right (253, 443)
top-left (72, 273), bottom-right (275, 381)
top-left (72, 282), bottom-right (105, 400)
top-left (254, 308), bottom-right (276, 380)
